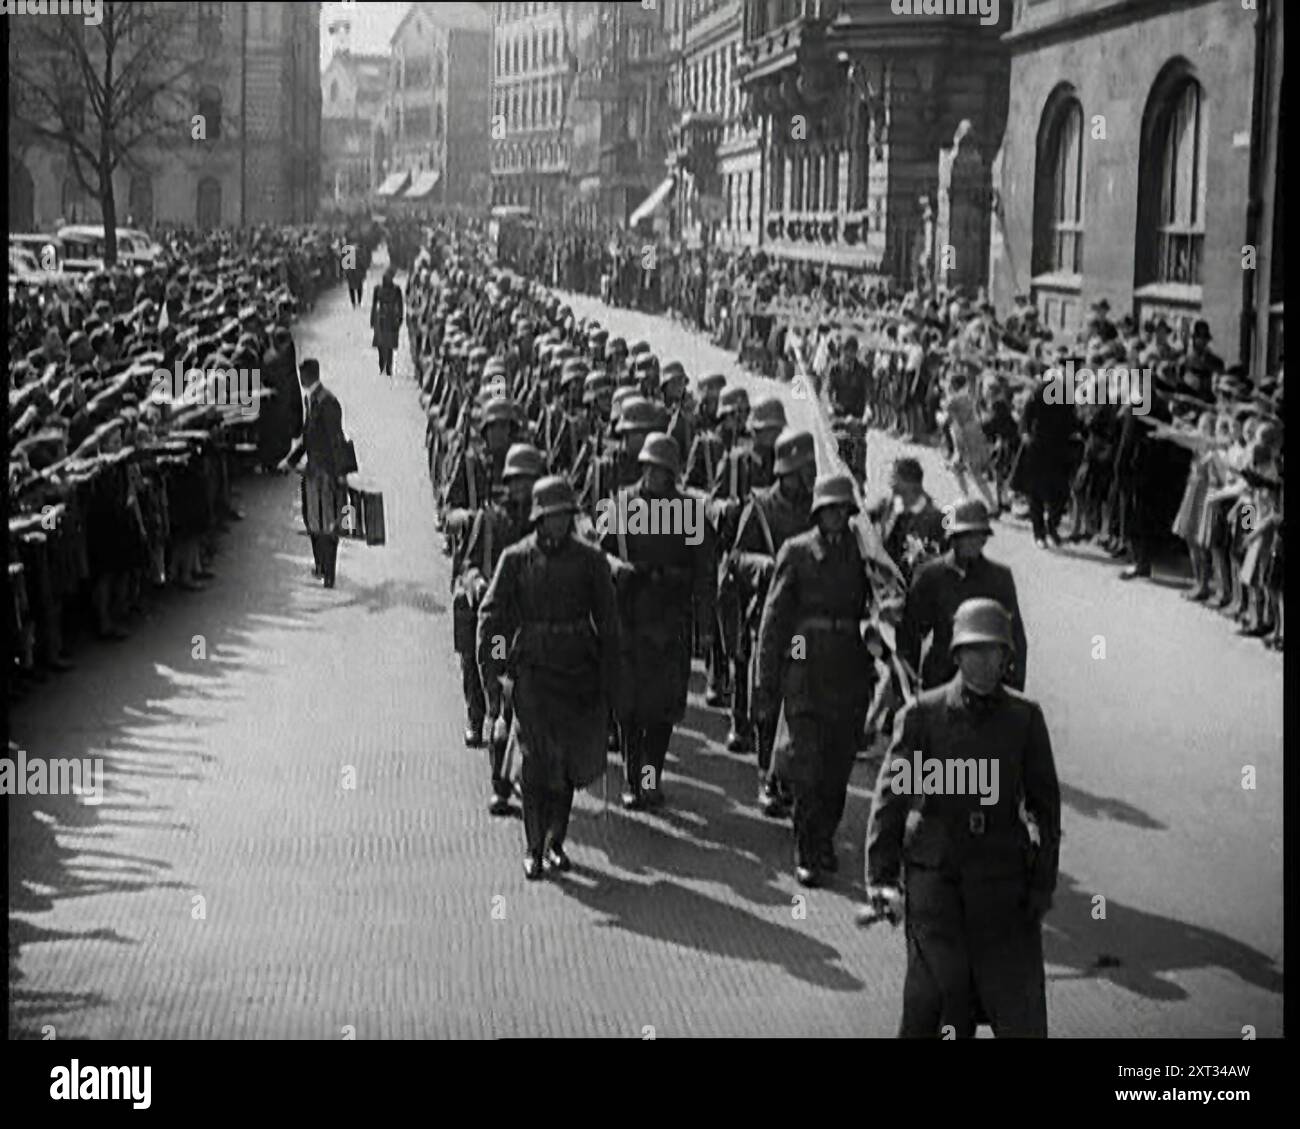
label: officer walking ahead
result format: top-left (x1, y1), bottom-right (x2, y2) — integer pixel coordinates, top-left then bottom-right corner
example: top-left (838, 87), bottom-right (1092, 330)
top-left (864, 598), bottom-right (1061, 1037)
top-left (478, 476), bottom-right (621, 880)
top-left (754, 473), bottom-right (876, 887)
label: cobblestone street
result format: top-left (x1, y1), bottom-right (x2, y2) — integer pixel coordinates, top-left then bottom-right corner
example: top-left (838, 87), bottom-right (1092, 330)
top-left (7, 267), bottom-right (1284, 1039)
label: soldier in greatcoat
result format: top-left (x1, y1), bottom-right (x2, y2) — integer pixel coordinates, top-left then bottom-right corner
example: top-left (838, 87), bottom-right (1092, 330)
top-left (478, 476), bottom-right (621, 880)
top-left (753, 473), bottom-right (876, 887)
top-left (864, 598), bottom-right (1061, 1037)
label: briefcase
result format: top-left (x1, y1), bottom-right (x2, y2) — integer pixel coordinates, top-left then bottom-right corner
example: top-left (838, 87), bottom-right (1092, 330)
top-left (345, 481), bottom-right (386, 546)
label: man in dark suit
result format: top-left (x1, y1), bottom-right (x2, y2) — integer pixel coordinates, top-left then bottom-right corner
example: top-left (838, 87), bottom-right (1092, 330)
top-left (280, 358), bottom-right (350, 588)
top-left (898, 500), bottom-right (1028, 691)
top-left (869, 457), bottom-right (947, 584)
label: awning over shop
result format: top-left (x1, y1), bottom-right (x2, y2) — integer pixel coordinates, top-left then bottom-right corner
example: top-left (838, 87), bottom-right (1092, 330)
top-left (628, 176), bottom-right (675, 227)
top-left (403, 170), bottom-right (441, 201)
top-left (374, 171), bottom-right (411, 198)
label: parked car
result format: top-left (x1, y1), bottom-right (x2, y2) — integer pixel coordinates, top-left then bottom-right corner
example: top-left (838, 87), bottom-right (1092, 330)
top-left (56, 224), bottom-right (164, 269)
top-left (9, 233), bottom-right (66, 271)
top-left (8, 245), bottom-right (61, 299)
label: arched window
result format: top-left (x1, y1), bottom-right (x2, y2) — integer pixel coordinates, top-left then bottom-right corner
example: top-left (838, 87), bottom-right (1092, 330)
top-left (129, 174), bottom-right (153, 228)
top-left (1138, 70), bottom-right (1206, 287)
top-left (1032, 87), bottom-right (1084, 276)
top-left (197, 176), bottom-right (222, 228)
top-left (198, 85), bottom-right (222, 139)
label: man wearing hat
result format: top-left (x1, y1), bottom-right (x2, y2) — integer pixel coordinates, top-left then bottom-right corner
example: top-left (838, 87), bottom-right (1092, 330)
top-left (454, 442), bottom-right (547, 764)
top-left (753, 472), bottom-right (876, 886)
top-left (865, 597), bottom-right (1061, 1037)
top-left (370, 266), bottom-right (404, 376)
top-left (712, 394), bottom-right (784, 532)
top-left (728, 428), bottom-right (818, 810)
top-left (443, 395), bottom-right (519, 561)
top-left (659, 360), bottom-right (695, 456)
top-left (279, 358), bottom-right (350, 589)
top-left (1181, 319), bottom-right (1224, 400)
top-left (478, 476), bottom-right (621, 879)
top-left (1013, 360), bottom-right (1081, 548)
top-left (898, 500), bottom-right (1027, 691)
top-left (602, 433), bottom-right (716, 810)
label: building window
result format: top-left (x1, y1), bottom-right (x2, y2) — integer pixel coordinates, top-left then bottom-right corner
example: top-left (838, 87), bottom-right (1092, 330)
top-left (197, 176), bottom-right (222, 228)
top-left (1032, 88), bottom-right (1084, 276)
top-left (197, 86), bottom-right (222, 139)
top-left (1139, 72), bottom-right (1206, 287)
top-left (128, 174), bottom-right (153, 227)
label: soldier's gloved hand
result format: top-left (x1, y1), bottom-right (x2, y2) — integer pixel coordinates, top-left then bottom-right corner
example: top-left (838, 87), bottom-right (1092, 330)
top-left (1023, 888), bottom-right (1053, 925)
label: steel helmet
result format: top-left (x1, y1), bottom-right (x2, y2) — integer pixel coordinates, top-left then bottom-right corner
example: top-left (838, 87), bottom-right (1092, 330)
top-left (503, 443), bottom-right (547, 482)
top-left (483, 357), bottom-right (508, 376)
top-left (750, 396), bottom-right (787, 432)
top-left (949, 598), bottom-right (1014, 653)
top-left (697, 372), bottom-right (727, 396)
top-left (561, 358), bottom-right (590, 388)
top-left (480, 396), bottom-right (518, 430)
top-left (583, 369), bottom-right (613, 404)
top-left (616, 396), bottom-right (666, 434)
top-left (717, 386), bottom-right (750, 418)
top-left (530, 474), bottom-right (578, 523)
top-left (637, 431), bottom-right (682, 476)
top-left (606, 336), bottom-right (628, 359)
top-left (630, 339), bottom-right (650, 356)
top-left (610, 385), bottom-right (639, 422)
top-left (810, 472), bottom-right (859, 516)
top-left (773, 428), bottom-right (817, 476)
top-left (944, 499), bottom-right (994, 538)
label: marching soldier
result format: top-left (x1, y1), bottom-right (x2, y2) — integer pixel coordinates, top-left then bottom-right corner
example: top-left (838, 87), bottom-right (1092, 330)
top-left (727, 429), bottom-right (817, 815)
top-left (443, 395), bottom-right (519, 561)
top-left (452, 442), bottom-right (546, 756)
top-left (864, 598), bottom-right (1061, 1037)
top-left (603, 433), bottom-right (716, 810)
top-left (898, 499), bottom-right (1028, 691)
top-left (754, 473), bottom-right (876, 887)
top-left (478, 475), bottom-right (622, 880)
top-left (578, 395), bottom-right (665, 518)
top-left (685, 383), bottom-right (742, 494)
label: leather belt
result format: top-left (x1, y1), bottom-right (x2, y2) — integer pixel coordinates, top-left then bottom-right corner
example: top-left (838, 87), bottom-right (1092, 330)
top-left (798, 616), bottom-right (861, 633)
top-left (525, 618), bottom-right (592, 636)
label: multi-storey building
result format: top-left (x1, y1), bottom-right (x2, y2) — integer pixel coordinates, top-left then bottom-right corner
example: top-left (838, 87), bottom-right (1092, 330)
top-left (374, 1), bottom-right (491, 209)
top-left (992, 0), bottom-right (1284, 374)
top-left (490, 1), bottom-right (572, 216)
top-left (321, 17), bottom-right (388, 211)
top-left (738, 0), bottom-right (1009, 289)
top-left (666, 0), bottom-right (762, 250)
top-left (10, 1), bottom-right (321, 231)
top-left (567, 1), bottom-right (675, 231)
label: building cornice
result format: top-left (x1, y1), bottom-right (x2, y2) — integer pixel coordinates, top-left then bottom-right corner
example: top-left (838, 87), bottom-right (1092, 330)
top-left (1003, 0), bottom-right (1222, 52)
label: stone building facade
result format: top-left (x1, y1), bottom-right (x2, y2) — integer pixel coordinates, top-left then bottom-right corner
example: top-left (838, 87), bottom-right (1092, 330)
top-left (490, 0), bottom-right (572, 216)
top-left (9, 1), bottom-right (321, 232)
top-left (374, 1), bottom-right (491, 209)
top-left (666, 0), bottom-right (763, 250)
top-left (321, 18), bottom-right (388, 211)
top-left (991, 0), bottom-right (1284, 373)
top-left (738, 0), bottom-right (1009, 287)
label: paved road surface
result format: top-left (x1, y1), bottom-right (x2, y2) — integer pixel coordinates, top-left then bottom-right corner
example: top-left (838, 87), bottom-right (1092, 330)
top-left (7, 264), bottom-right (1282, 1038)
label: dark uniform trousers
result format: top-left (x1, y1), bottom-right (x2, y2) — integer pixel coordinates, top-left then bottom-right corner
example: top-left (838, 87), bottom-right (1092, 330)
top-left (787, 713), bottom-right (859, 866)
top-left (522, 755), bottom-right (575, 856)
top-left (622, 722), bottom-right (675, 796)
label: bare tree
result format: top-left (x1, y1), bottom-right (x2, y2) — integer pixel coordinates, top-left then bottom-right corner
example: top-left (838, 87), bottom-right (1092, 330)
top-left (9, 1), bottom-right (208, 264)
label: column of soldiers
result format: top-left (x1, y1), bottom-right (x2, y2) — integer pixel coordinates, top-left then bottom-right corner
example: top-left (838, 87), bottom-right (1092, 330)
top-left (402, 233), bottom-right (1060, 1036)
